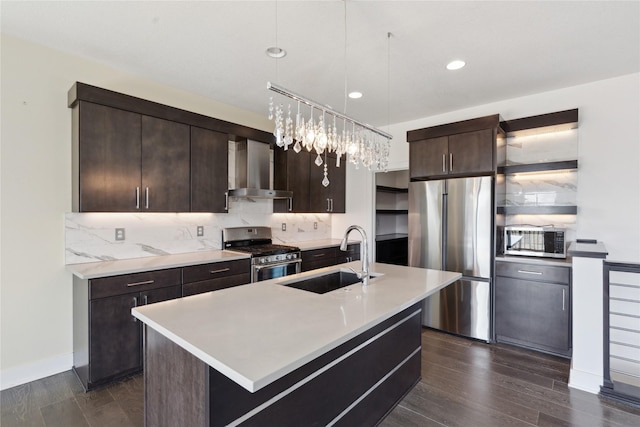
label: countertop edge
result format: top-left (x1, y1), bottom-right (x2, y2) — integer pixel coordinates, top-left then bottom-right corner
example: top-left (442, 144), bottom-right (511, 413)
top-left (66, 250), bottom-right (250, 279)
top-left (567, 241), bottom-right (608, 259)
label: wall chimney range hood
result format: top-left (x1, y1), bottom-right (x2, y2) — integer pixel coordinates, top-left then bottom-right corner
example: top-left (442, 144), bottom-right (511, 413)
top-left (227, 139), bottom-right (292, 199)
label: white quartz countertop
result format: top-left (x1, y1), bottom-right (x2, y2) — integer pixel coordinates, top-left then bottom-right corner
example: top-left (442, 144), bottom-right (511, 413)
top-left (292, 239), bottom-right (359, 251)
top-left (131, 262), bottom-right (460, 393)
top-left (66, 250), bottom-right (250, 279)
top-left (496, 255), bottom-right (572, 267)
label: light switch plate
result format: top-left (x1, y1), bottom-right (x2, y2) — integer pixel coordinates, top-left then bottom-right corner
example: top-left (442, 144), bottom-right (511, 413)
top-left (314, 222), bottom-right (318, 230)
top-left (197, 226), bottom-right (204, 237)
top-left (115, 228), bottom-right (125, 241)
top-left (281, 223), bottom-right (287, 231)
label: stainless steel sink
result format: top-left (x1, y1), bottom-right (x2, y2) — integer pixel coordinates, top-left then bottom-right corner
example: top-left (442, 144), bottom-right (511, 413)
top-left (280, 269), bottom-right (380, 294)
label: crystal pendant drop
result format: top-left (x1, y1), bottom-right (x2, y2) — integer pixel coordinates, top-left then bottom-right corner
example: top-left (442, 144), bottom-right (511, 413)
top-left (315, 154), bottom-right (323, 166)
top-left (293, 140), bottom-right (302, 153)
top-left (322, 163), bottom-right (330, 187)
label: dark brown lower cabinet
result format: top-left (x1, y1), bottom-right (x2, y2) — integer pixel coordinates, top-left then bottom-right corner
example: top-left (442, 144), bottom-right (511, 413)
top-left (182, 259), bottom-right (251, 297)
top-left (495, 261), bottom-right (571, 357)
top-left (302, 244), bottom-right (360, 272)
top-left (73, 269), bottom-right (182, 391)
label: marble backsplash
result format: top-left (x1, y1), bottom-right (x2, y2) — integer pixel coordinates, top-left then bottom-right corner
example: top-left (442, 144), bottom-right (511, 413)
top-left (65, 198), bottom-right (331, 264)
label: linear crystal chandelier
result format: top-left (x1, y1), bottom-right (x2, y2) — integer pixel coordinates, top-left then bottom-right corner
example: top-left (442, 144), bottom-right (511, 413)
top-left (268, 82), bottom-right (392, 185)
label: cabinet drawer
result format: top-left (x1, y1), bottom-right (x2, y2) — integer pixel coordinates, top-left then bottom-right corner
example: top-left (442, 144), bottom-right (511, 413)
top-left (302, 247), bottom-right (337, 263)
top-left (496, 261), bottom-right (570, 284)
top-left (90, 268), bottom-right (182, 300)
top-left (183, 259), bottom-right (250, 284)
top-left (182, 273), bottom-right (251, 297)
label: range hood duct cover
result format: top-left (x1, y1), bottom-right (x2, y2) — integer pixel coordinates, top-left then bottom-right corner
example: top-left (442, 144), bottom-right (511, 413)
top-left (227, 139), bottom-right (292, 199)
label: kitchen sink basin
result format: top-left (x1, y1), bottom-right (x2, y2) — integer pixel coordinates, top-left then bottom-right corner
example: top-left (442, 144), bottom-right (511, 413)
top-left (281, 269), bottom-right (380, 294)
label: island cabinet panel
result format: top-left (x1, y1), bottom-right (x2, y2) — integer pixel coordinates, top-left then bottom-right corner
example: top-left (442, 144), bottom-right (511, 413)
top-left (191, 126), bottom-right (229, 213)
top-left (73, 268), bottom-right (182, 390)
top-left (142, 303), bottom-right (423, 427)
top-left (182, 259), bottom-right (251, 297)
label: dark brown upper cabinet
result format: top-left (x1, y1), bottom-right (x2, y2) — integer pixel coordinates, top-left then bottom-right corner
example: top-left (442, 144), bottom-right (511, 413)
top-left (141, 116), bottom-right (190, 212)
top-left (274, 149), bottom-right (346, 213)
top-left (309, 153), bottom-right (346, 213)
top-left (191, 127), bottom-right (228, 213)
top-left (75, 102), bottom-right (142, 212)
top-left (274, 149), bottom-right (311, 213)
top-left (69, 82), bottom-right (274, 213)
top-left (407, 114), bottom-right (503, 181)
top-left (74, 101), bottom-right (190, 212)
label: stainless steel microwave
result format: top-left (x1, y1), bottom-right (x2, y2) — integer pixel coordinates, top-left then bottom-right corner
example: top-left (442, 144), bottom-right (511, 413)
top-left (504, 226), bottom-right (566, 258)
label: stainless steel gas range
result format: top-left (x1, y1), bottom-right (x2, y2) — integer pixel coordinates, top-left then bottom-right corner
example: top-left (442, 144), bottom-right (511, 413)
top-left (222, 226), bottom-right (301, 282)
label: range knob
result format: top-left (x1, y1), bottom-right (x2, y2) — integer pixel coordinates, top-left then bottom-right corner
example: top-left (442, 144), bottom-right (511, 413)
top-left (259, 257), bottom-right (266, 264)
top-left (286, 254), bottom-right (292, 260)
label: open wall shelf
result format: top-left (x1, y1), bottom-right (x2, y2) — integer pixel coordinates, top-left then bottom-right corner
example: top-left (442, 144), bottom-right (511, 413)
top-left (497, 160), bottom-right (578, 175)
top-left (497, 205), bottom-right (577, 215)
top-left (376, 209), bottom-right (409, 214)
top-left (376, 185), bottom-right (409, 193)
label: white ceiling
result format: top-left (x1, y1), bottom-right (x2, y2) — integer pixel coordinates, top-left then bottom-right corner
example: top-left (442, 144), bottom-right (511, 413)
top-left (2, 1), bottom-right (639, 128)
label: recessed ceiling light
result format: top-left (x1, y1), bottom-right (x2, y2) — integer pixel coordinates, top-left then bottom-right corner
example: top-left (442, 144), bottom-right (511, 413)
top-left (348, 91), bottom-right (363, 99)
top-left (446, 60), bottom-right (466, 70)
top-left (266, 47), bottom-right (287, 59)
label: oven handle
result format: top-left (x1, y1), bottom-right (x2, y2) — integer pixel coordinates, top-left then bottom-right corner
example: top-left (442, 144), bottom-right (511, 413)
top-left (253, 258), bottom-right (302, 271)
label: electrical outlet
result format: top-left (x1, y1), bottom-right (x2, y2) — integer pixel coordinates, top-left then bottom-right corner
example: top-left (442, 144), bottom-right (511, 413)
top-left (281, 223), bottom-right (287, 231)
top-left (197, 226), bottom-right (204, 237)
top-left (115, 228), bottom-right (125, 241)
top-left (314, 222), bottom-right (318, 230)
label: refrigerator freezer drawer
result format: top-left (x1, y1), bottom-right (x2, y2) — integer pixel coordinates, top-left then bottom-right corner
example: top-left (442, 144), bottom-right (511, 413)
top-left (423, 279), bottom-right (491, 341)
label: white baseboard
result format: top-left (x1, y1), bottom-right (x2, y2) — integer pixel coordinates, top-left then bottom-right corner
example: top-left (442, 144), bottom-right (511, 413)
top-left (569, 367), bottom-right (603, 394)
top-left (0, 353), bottom-right (72, 391)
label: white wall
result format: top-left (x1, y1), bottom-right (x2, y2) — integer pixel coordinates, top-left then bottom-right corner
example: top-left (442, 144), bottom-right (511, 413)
top-left (342, 73), bottom-right (640, 263)
top-left (0, 34), bottom-right (275, 388)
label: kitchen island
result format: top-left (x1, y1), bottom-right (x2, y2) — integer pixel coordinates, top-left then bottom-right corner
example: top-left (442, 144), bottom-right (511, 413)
top-left (132, 261), bottom-right (460, 426)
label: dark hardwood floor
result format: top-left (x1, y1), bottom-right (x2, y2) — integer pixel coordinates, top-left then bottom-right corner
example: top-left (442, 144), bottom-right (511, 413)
top-left (3, 328), bottom-right (640, 426)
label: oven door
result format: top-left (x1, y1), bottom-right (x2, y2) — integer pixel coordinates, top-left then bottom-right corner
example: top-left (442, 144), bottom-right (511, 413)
top-left (253, 259), bottom-right (302, 282)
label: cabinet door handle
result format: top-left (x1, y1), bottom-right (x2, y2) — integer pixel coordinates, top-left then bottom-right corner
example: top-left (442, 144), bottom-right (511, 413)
top-left (145, 187), bottom-right (150, 209)
top-left (209, 267), bottom-right (230, 275)
top-left (225, 191), bottom-right (229, 211)
top-left (313, 253), bottom-right (326, 257)
top-left (442, 154), bottom-right (447, 173)
top-left (517, 269), bottom-right (543, 275)
top-left (132, 296), bottom-right (138, 322)
top-left (143, 294), bottom-right (148, 305)
top-left (327, 198), bottom-right (331, 212)
top-left (288, 197), bottom-right (292, 212)
top-left (135, 187), bottom-right (140, 209)
top-left (127, 279), bottom-right (155, 287)
top-left (330, 198), bottom-right (334, 212)
top-left (562, 289), bottom-right (566, 311)
top-left (449, 153), bottom-right (453, 172)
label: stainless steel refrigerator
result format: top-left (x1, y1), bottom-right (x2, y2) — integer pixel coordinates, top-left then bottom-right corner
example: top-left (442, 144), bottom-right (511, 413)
top-left (408, 176), bottom-right (493, 342)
